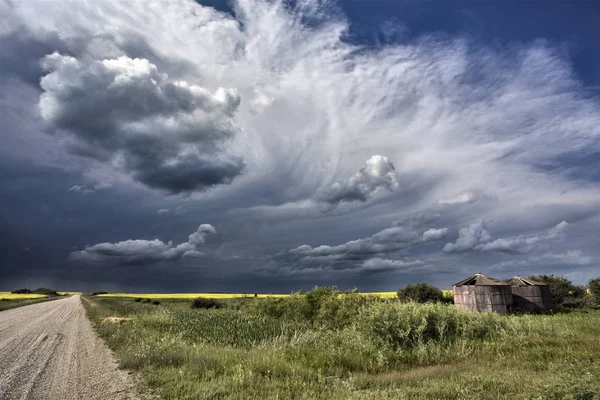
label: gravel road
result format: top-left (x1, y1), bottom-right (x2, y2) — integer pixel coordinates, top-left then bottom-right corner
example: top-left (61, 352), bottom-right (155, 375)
top-left (0, 295), bottom-right (138, 400)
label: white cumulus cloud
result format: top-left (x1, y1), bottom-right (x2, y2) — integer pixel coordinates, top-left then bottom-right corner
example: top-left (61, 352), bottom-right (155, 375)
top-left (318, 155), bottom-right (398, 206)
top-left (69, 224), bottom-right (216, 264)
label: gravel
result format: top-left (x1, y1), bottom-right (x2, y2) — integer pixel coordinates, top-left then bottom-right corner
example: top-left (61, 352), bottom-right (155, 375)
top-left (0, 295), bottom-right (138, 400)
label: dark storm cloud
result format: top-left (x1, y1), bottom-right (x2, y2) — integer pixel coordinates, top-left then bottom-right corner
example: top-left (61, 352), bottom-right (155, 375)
top-left (38, 52), bottom-right (244, 194)
top-left (318, 155), bottom-right (398, 206)
top-left (69, 224), bottom-right (216, 265)
top-left (0, 30), bottom-right (67, 85)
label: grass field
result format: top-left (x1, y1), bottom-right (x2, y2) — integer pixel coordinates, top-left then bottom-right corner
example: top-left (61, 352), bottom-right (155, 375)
top-left (83, 292), bottom-right (600, 400)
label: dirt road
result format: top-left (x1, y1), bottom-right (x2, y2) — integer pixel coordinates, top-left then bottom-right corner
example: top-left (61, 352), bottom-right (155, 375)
top-left (0, 295), bottom-right (138, 400)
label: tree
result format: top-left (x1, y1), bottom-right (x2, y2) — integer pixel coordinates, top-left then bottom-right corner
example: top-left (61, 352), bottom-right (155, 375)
top-left (527, 275), bottom-right (586, 308)
top-left (397, 283), bottom-right (444, 303)
top-left (589, 278), bottom-right (600, 306)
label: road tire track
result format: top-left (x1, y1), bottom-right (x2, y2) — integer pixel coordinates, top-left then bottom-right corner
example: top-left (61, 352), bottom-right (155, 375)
top-left (0, 295), bottom-right (138, 400)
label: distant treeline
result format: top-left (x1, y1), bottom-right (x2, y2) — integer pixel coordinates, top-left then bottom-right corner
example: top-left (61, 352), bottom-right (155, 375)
top-left (11, 288), bottom-right (59, 296)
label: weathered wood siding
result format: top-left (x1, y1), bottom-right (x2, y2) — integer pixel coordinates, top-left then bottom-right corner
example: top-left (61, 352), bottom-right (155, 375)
top-left (511, 285), bottom-right (554, 310)
top-left (453, 285), bottom-right (513, 314)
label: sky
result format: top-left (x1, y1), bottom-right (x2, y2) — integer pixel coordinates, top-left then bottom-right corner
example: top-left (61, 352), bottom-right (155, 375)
top-left (1, 0), bottom-right (599, 293)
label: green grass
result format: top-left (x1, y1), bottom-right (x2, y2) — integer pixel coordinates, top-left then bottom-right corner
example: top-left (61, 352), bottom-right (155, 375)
top-left (82, 295), bottom-right (600, 400)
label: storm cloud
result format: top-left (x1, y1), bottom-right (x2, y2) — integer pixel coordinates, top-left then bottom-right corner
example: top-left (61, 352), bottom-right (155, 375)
top-left (39, 53), bottom-right (243, 194)
top-left (1, 0), bottom-right (600, 291)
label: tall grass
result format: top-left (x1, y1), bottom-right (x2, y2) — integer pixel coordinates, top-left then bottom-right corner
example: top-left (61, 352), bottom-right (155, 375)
top-left (83, 292), bottom-right (600, 400)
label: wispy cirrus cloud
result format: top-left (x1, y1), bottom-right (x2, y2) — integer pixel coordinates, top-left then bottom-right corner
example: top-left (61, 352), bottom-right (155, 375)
top-left (438, 192), bottom-right (475, 206)
top-left (443, 220), bottom-right (568, 254)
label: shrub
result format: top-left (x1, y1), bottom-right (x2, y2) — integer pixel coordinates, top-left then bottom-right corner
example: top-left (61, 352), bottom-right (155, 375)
top-left (134, 298), bottom-right (143, 302)
top-left (13, 288), bottom-right (59, 296)
top-left (33, 288), bottom-right (59, 296)
top-left (152, 300), bottom-right (161, 306)
top-left (315, 290), bottom-right (379, 329)
top-left (527, 275), bottom-right (587, 308)
top-left (355, 301), bottom-right (512, 350)
top-left (247, 296), bottom-right (308, 321)
top-left (141, 298), bottom-right (152, 304)
top-left (11, 288), bottom-right (32, 294)
top-left (397, 283), bottom-right (444, 303)
top-left (92, 291), bottom-right (109, 296)
top-left (191, 297), bottom-right (222, 309)
top-left (248, 286), bottom-right (373, 326)
top-left (589, 278), bottom-right (600, 306)
top-left (305, 286), bottom-right (339, 320)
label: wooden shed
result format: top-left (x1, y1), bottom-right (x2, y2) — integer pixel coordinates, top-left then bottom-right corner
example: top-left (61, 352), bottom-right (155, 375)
top-left (506, 276), bottom-right (554, 311)
top-left (453, 273), bottom-right (513, 313)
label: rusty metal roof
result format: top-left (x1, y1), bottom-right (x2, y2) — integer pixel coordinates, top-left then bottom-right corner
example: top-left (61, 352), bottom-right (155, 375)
top-left (453, 273), bottom-right (509, 286)
top-left (505, 276), bottom-right (548, 286)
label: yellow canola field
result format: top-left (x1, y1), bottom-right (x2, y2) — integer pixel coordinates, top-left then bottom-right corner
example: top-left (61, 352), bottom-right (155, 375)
top-left (365, 292), bottom-right (397, 298)
top-left (0, 292), bottom-right (48, 300)
top-left (98, 293), bottom-right (292, 299)
top-left (98, 291), bottom-right (454, 299)
top-left (367, 290), bottom-right (454, 298)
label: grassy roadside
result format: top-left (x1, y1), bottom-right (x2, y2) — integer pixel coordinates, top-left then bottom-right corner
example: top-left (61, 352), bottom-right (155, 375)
top-left (0, 295), bottom-right (65, 312)
top-left (83, 295), bottom-right (600, 400)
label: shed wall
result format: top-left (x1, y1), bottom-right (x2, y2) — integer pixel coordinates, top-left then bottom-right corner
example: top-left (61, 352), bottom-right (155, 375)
top-left (453, 285), bottom-right (513, 314)
top-left (511, 286), bottom-right (554, 310)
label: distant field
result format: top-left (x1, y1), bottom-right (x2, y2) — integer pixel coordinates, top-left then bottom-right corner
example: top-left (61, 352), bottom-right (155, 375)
top-left (0, 292), bottom-right (47, 300)
top-left (58, 292), bottom-right (83, 295)
top-left (0, 293), bottom-right (62, 312)
top-left (99, 290), bottom-right (454, 299)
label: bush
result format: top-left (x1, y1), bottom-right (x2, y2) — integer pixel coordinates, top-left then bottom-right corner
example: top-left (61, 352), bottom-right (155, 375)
top-left (152, 300), bottom-right (161, 306)
top-left (134, 298), bottom-right (143, 302)
top-left (141, 298), bottom-right (152, 304)
top-left (191, 297), bottom-right (222, 309)
top-left (248, 286), bottom-right (379, 328)
top-left (92, 291), bottom-right (109, 296)
top-left (247, 296), bottom-right (308, 321)
top-left (527, 275), bottom-right (587, 308)
top-left (12, 288), bottom-right (59, 296)
top-left (589, 278), bottom-right (600, 306)
top-left (355, 301), bottom-right (512, 351)
top-left (11, 288), bottom-right (32, 294)
top-left (33, 288), bottom-right (59, 296)
top-left (315, 289), bottom-right (380, 329)
top-left (397, 283), bottom-right (444, 303)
